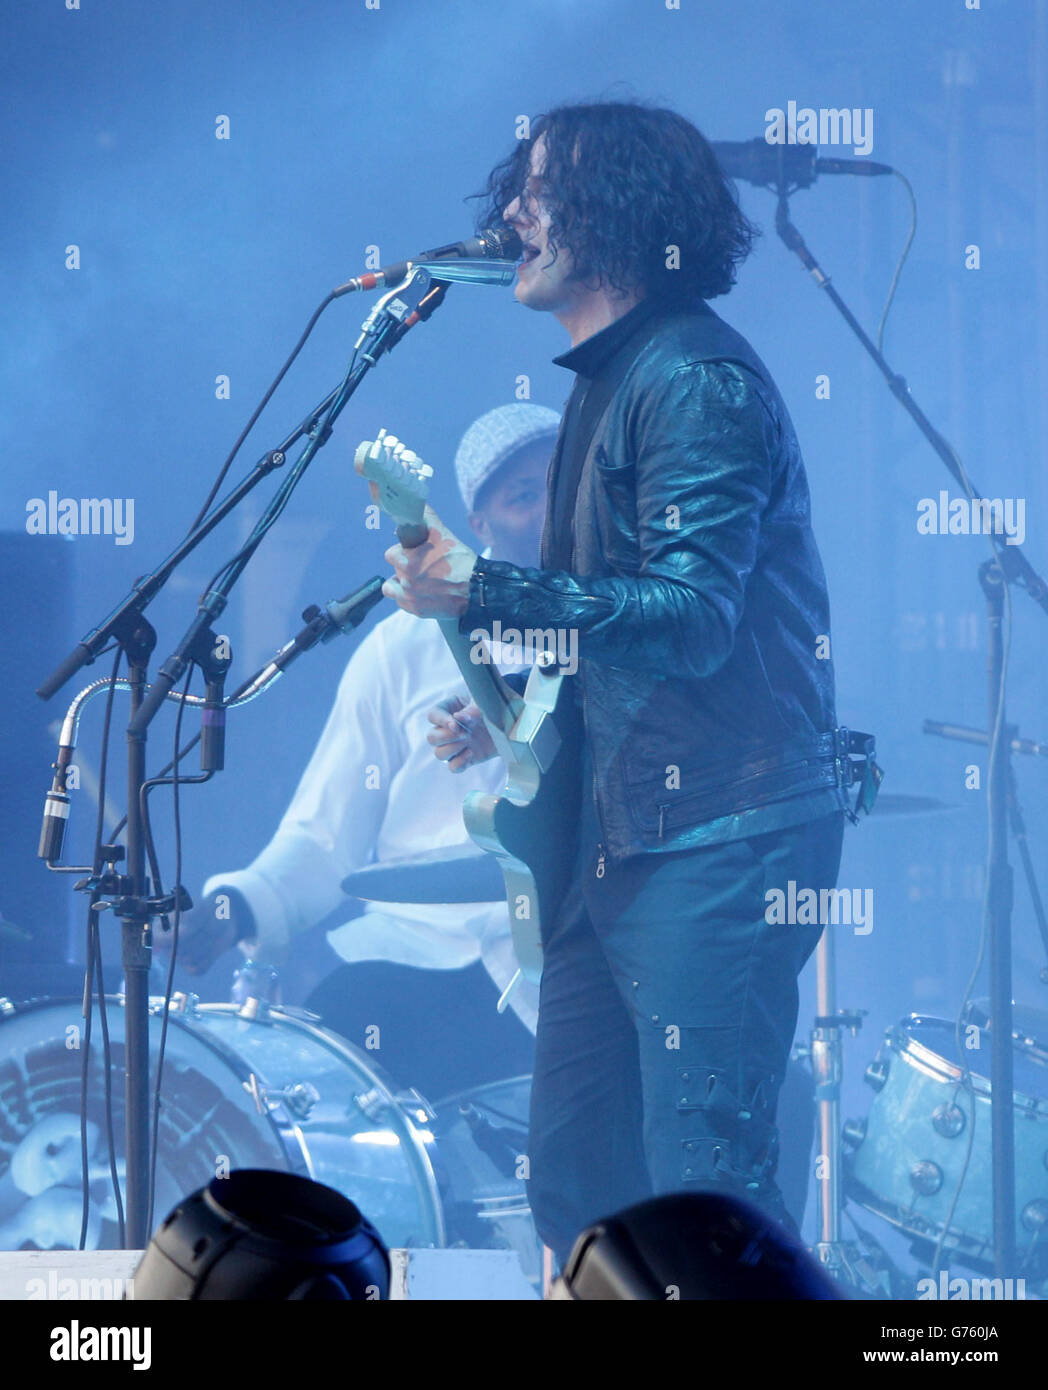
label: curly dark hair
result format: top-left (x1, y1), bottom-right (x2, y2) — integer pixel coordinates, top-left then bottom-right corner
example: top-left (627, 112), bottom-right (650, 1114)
top-left (473, 100), bottom-right (759, 300)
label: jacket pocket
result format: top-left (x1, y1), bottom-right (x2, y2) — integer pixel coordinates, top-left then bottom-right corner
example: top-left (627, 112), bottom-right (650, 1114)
top-left (592, 443), bottom-right (638, 573)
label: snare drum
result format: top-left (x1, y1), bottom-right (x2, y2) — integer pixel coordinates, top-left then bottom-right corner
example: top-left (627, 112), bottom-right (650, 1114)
top-left (845, 1013), bottom-right (1048, 1271)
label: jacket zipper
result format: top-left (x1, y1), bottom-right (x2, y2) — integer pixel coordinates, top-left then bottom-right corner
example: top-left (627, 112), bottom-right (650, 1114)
top-left (578, 663), bottom-right (610, 878)
top-left (568, 381), bottom-right (590, 566)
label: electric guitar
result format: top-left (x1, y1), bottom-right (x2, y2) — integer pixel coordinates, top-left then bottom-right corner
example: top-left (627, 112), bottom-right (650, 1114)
top-left (354, 430), bottom-right (580, 988)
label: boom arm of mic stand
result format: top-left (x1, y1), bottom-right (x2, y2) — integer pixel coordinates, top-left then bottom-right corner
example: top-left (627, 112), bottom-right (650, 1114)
top-left (128, 268), bottom-right (439, 742)
top-left (35, 389), bottom-right (344, 703)
top-left (774, 193), bottom-right (1048, 618)
top-left (775, 186), bottom-right (1036, 1277)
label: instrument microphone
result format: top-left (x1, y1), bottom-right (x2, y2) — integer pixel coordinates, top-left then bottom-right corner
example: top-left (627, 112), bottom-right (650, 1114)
top-left (335, 227), bottom-right (522, 296)
top-left (38, 709), bottom-right (79, 862)
top-left (458, 1104), bottom-right (528, 1181)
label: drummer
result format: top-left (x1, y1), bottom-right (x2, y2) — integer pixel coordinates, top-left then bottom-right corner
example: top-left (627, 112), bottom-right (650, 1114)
top-left (173, 404), bottom-right (560, 1099)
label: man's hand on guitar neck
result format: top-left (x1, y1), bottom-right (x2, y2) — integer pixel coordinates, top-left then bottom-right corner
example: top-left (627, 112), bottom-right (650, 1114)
top-left (427, 696), bottom-right (497, 772)
top-left (381, 503), bottom-right (477, 620)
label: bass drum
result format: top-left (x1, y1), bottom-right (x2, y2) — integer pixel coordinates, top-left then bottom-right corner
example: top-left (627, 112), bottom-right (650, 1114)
top-left (844, 1012), bottom-right (1048, 1273)
top-left (0, 996), bottom-right (444, 1252)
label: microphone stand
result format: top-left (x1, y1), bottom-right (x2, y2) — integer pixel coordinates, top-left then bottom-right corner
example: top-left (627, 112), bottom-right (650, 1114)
top-left (774, 190), bottom-right (1048, 1278)
top-left (37, 265), bottom-right (449, 1249)
top-left (924, 713), bottom-right (1048, 984)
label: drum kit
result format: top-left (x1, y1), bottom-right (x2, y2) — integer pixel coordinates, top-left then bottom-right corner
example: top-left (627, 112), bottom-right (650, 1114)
top-left (0, 990), bottom-right (543, 1284)
top-left (2, 792), bottom-right (1046, 1298)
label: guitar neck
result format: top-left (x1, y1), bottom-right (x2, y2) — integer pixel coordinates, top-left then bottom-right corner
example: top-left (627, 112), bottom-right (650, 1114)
top-left (390, 519), bottom-right (521, 737)
top-left (436, 618), bottom-right (521, 737)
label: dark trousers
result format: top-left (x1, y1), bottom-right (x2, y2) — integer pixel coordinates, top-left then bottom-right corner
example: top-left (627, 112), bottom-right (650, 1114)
top-left (527, 807), bottom-right (845, 1265)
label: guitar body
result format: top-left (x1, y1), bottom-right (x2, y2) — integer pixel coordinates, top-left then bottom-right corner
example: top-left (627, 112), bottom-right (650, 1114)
top-left (461, 670), bottom-right (581, 983)
top-left (355, 430), bottom-right (580, 985)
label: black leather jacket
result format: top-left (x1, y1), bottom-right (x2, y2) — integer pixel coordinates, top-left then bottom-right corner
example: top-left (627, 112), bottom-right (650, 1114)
top-left (462, 297), bottom-right (849, 860)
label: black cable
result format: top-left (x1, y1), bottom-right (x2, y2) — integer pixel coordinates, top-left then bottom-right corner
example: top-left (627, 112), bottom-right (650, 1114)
top-left (862, 172), bottom-right (1019, 1279)
top-left (185, 290), bottom-right (340, 536)
top-left (77, 912), bottom-right (96, 1252)
top-left (147, 663), bottom-right (195, 1233)
top-left (201, 348), bottom-right (361, 599)
top-left (78, 646), bottom-right (123, 1250)
top-left (93, 917), bottom-right (124, 1248)
top-left (927, 492), bottom-right (1014, 1279)
top-left (875, 170), bottom-right (917, 355)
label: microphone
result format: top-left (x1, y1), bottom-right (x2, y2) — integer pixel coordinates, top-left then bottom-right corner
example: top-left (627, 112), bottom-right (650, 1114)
top-left (335, 227), bottom-right (522, 297)
top-left (712, 139), bottom-right (893, 189)
top-left (233, 577), bottom-right (385, 702)
top-left (38, 711), bottom-right (78, 863)
top-left (457, 1104), bottom-right (528, 1181)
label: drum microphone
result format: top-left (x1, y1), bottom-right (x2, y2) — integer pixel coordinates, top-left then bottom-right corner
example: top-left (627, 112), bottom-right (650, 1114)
top-left (334, 227), bottom-right (523, 297)
top-left (458, 1104), bottom-right (528, 1181)
top-left (712, 139), bottom-right (893, 189)
top-left (37, 579), bottom-right (386, 865)
top-left (234, 576), bottom-right (385, 703)
top-left (37, 715), bottom-right (79, 864)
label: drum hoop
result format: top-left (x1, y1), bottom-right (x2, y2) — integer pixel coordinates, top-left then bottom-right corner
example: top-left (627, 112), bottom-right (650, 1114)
top-left (890, 1016), bottom-right (1048, 1115)
top-left (193, 1003), bottom-right (447, 1243)
top-left (846, 1174), bottom-right (993, 1265)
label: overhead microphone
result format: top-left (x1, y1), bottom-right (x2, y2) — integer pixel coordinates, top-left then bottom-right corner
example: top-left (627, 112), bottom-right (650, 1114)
top-left (712, 139), bottom-right (893, 190)
top-left (335, 227), bottom-right (522, 296)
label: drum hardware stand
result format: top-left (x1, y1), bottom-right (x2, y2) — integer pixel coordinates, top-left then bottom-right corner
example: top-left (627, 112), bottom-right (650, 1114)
top-left (978, 559), bottom-right (1017, 1277)
top-left (809, 927), bottom-right (893, 1295)
top-left (925, 691), bottom-right (1048, 1271)
top-left (923, 714), bottom-right (1048, 984)
top-left (769, 179), bottom-right (1048, 1283)
top-left (34, 266), bottom-right (452, 1249)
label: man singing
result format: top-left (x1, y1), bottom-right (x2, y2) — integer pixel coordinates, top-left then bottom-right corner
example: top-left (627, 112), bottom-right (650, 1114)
top-left (373, 100), bottom-right (855, 1264)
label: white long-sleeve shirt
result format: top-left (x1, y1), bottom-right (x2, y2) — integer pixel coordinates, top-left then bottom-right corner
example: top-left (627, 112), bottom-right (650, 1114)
top-left (204, 608), bottom-right (539, 1031)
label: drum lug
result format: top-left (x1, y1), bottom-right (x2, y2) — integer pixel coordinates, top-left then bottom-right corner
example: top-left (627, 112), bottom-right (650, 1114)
top-left (842, 1117), bottom-right (867, 1149)
top-left (353, 1086), bottom-right (435, 1127)
top-left (243, 1073), bottom-right (320, 1121)
top-left (280, 1082), bottom-right (320, 1121)
top-left (147, 993), bottom-right (200, 1018)
top-left (353, 1087), bottom-right (390, 1123)
top-left (931, 1102), bottom-right (966, 1138)
top-left (864, 1058), bottom-right (890, 1091)
top-left (909, 1160), bottom-right (943, 1196)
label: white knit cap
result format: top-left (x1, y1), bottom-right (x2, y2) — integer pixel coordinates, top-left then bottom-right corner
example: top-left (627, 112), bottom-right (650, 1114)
top-left (454, 403), bottom-right (561, 512)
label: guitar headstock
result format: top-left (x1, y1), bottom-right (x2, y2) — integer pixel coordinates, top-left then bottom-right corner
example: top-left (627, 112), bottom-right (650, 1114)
top-left (354, 429), bottom-right (434, 532)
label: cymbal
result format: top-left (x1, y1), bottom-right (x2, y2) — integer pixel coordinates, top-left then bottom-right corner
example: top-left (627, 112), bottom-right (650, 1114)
top-left (341, 795), bottom-right (955, 907)
top-left (342, 847), bottom-right (504, 905)
top-left (867, 793), bottom-right (955, 818)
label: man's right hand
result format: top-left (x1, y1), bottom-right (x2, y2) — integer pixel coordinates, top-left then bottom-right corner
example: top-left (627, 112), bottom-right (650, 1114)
top-left (426, 696), bottom-right (497, 772)
top-left (154, 887), bottom-right (255, 976)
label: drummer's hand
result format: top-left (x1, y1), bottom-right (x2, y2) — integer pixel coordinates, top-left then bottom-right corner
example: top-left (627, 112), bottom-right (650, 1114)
top-left (154, 889), bottom-right (254, 976)
top-left (426, 697), bottom-right (496, 772)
